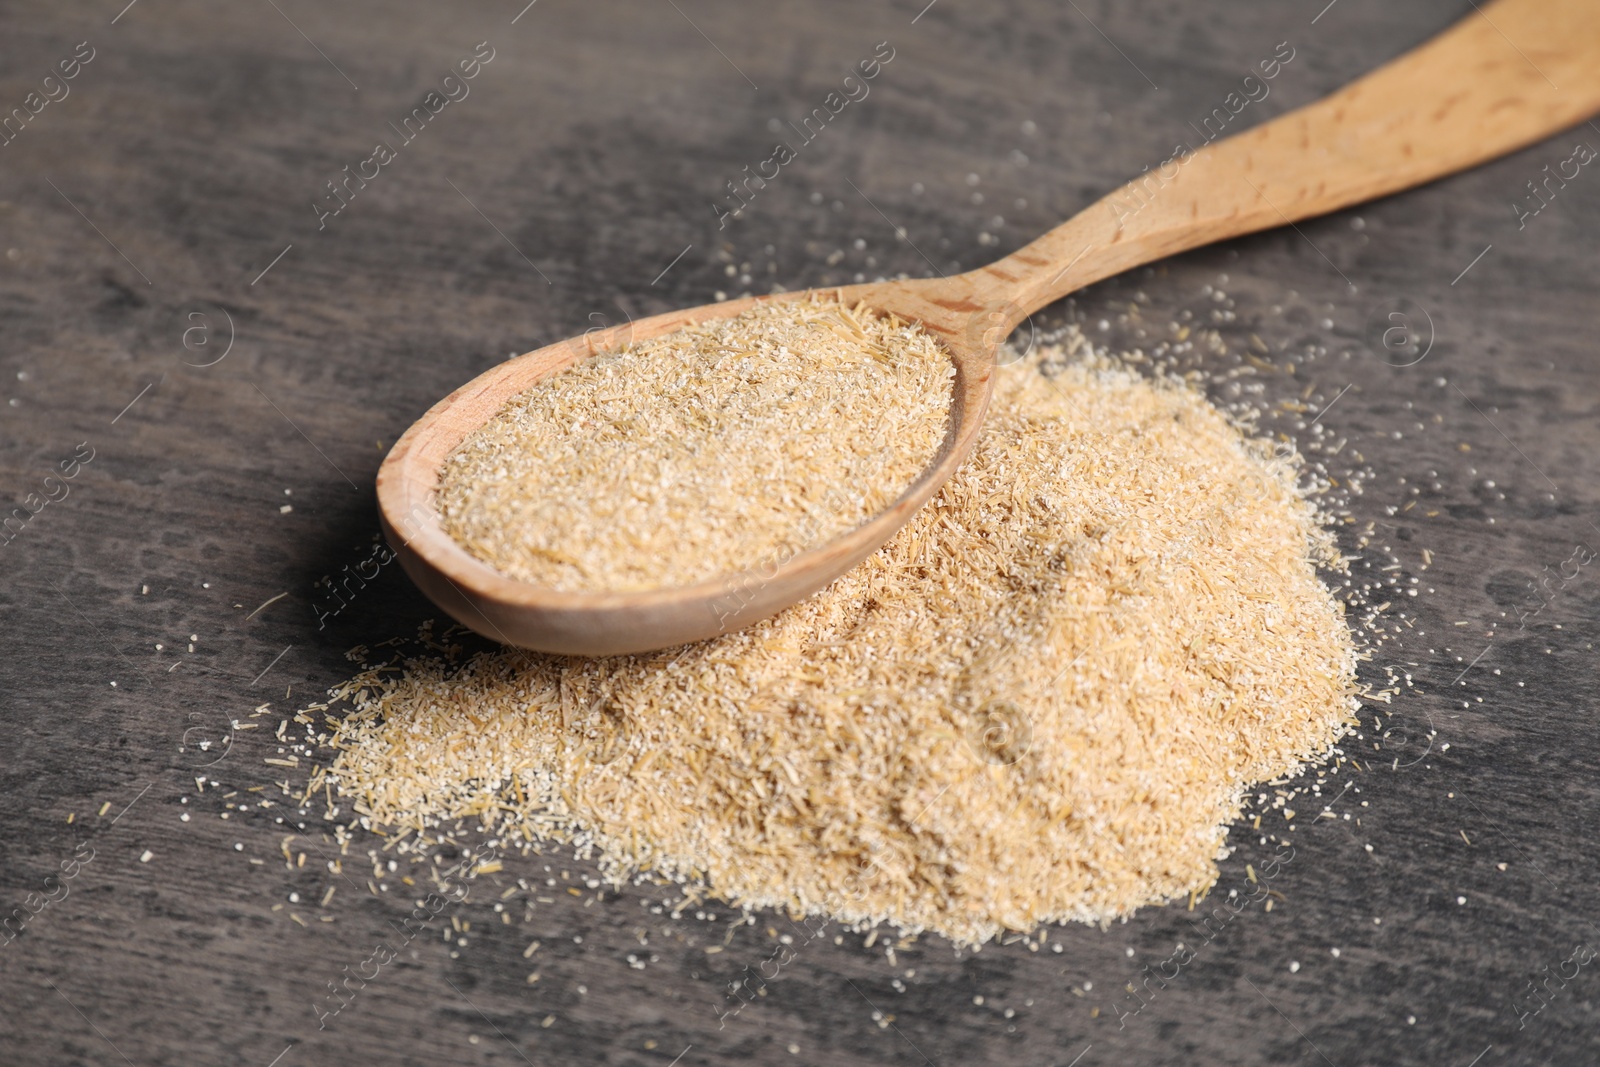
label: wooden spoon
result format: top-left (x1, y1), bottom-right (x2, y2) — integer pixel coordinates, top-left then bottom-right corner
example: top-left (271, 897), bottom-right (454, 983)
top-left (379, 0), bottom-right (1600, 656)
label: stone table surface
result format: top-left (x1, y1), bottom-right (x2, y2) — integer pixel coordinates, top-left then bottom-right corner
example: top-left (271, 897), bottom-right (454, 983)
top-left (2, 0), bottom-right (1598, 1064)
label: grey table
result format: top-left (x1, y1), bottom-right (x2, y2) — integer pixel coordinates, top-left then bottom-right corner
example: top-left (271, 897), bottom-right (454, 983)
top-left (2, 1), bottom-right (1598, 1064)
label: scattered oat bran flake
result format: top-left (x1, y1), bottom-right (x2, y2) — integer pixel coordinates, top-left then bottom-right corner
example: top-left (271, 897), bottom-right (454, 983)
top-left (319, 327), bottom-right (1357, 946)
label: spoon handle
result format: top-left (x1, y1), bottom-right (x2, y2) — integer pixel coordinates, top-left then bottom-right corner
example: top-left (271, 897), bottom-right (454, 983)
top-left (980, 0), bottom-right (1600, 319)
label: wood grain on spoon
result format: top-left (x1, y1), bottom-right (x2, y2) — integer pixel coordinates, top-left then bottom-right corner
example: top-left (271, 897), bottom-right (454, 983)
top-left (378, 0), bottom-right (1600, 656)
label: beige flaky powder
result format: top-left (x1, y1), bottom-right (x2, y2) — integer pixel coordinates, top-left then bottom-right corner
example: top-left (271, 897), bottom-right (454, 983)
top-left (316, 329), bottom-right (1357, 946)
top-left (435, 296), bottom-right (953, 592)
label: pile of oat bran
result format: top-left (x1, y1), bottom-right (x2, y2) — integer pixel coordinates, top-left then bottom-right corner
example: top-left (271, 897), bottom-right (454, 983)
top-left (317, 328), bottom-right (1356, 946)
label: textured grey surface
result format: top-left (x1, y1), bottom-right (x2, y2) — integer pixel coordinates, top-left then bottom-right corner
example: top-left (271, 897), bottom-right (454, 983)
top-left (1, 0), bottom-right (1598, 1064)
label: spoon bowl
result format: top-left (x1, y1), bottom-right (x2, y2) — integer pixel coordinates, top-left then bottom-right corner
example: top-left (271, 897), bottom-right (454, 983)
top-left (379, 0), bottom-right (1600, 656)
top-left (377, 276), bottom-right (999, 656)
